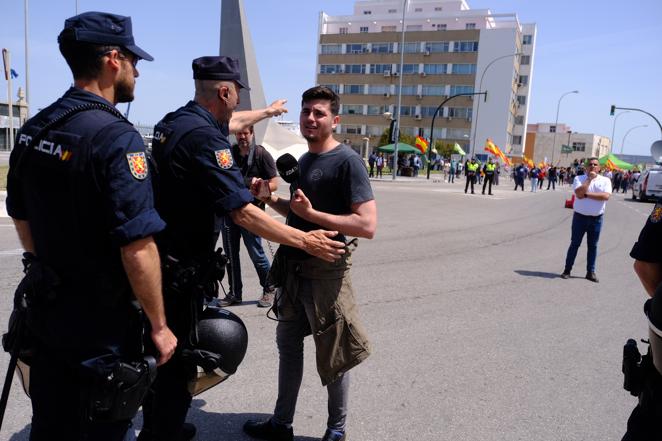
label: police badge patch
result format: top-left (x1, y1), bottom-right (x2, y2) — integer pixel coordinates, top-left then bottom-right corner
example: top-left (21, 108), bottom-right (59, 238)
top-left (126, 152), bottom-right (148, 180)
top-left (650, 202), bottom-right (662, 224)
top-left (215, 149), bottom-right (233, 169)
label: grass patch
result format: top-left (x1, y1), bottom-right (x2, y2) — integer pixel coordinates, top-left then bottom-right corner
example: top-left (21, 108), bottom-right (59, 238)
top-left (0, 165), bottom-right (7, 190)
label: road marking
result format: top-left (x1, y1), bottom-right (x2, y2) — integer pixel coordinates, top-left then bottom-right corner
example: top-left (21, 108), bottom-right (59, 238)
top-left (0, 249), bottom-right (23, 255)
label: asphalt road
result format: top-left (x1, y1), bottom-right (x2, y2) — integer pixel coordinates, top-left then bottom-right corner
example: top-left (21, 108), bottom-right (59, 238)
top-left (0, 176), bottom-right (655, 441)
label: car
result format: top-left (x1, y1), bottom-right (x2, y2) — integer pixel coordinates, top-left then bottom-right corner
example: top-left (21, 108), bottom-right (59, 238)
top-left (632, 168), bottom-right (662, 202)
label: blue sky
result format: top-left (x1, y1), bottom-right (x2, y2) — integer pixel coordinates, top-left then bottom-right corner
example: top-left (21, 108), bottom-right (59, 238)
top-left (2, 0), bottom-right (661, 156)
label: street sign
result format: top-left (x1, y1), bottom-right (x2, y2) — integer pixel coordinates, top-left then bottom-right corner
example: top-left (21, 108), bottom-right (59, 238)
top-left (561, 145), bottom-right (573, 154)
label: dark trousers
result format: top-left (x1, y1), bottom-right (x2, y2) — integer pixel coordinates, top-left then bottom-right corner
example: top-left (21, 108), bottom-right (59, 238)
top-left (368, 164), bottom-right (374, 178)
top-left (622, 404), bottom-right (662, 441)
top-left (482, 174), bottom-right (494, 194)
top-left (464, 173), bottom-right (476, 193)
top-left (564, 212), bottom-right (603, 273)
top-left (29, 351), bottom-right (131, 441)
top-left (547, 178), bottom-right (556, 190)
top-left (139, 357), bottom-right (196, 441)
top-left (448, 171), bottom-right (455, 183)
top-left (514, 177), bottom-right (524, 191)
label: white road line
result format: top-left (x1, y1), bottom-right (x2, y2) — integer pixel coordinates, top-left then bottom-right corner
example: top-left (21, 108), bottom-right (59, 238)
top-left (0, 249), bottom-right (23, 255)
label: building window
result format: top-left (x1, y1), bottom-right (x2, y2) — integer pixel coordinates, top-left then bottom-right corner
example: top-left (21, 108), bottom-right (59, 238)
top-left (342, 104), bottom-right (363, 115)
top-left (382, 25), bottom-right (396, 32)
top-left (344, 84), bottom-right (364, 94)
top-left (512, 135), bottom-right (522, 145)
top-left (369, 64), bottom-right (392, 74)
top-left (339, 27), bottom-right (349, 35)
top-left (320, 64), bottom-right (342, 74)
top-left (406, 25), bottom-right (423, 31)
top-left (321, 44), bottom-right (341, 55)
top-left (423, 64), bottom-right (447, 75)
top-left (388, 9), bottom-right (397, 13)
top-left (447, 128), bottom-right (471, 139)
top-left (371, 42), bottom-right (394, 53)
top-left (516, 95), bottom-right (526, 105)
top-left (360, 26), bottom-right (369, 33)
top-left (367, 105), bottom-right (389, 116)
top-left (367, 125), bottom-right (387, 136)
top-left (347, 44), bottom-right (368, 54)
top-left (403, 42), bottom-right (420, 53)
top-left (448, 107), bottom-right (473, 119)
top-left (395, 85), bottom-right (417, 95)
top-left (465, 23), bottom-right (476, 30)
top-left (436, 24), bottom-right (447, 31)
top-left (342, 125), bottom-right (363, 134)
top-left (549, 125), bottom-right (556, 133)
top-left (572, 142), bottom-right (586, 152)
top-left (454, 41), bottom-right (479, 52)
top-left (345, 64), bottom-right (366, 74)
top-left (514, 115), bottom-right (524, 125)
top-left (398, 64), bottom-right (419, 75)
top-left (520, 55), bottom-right (530, 65)
top-left (363, 10), bottom-right (372, 15)
top-left (426, 41), bottom-right (450, 53)
top-left (518, 75), bottom-right (528, 86)
top-left (399, 106), bottom-right (417, 116)
top-left (450, 85), bottom-right (474, 95)
top-left (367, 84), bottom-right (390, 95)
top-left (422, 85), bottom-right (446, 96)
top-left (522, 34), bottom-right (533, 45)
top-left (451, 64), bottom-right (477, 75)
top-left (435, 7), bottom-right (443, 11)
top-left (414, 8), bottom-right (423, 12)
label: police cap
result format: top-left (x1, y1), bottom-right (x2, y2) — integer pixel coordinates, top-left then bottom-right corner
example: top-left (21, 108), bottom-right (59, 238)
top-left (192, 56), bottom-right (249, 90)
top-left (57, 11), bottom-right (154, 61)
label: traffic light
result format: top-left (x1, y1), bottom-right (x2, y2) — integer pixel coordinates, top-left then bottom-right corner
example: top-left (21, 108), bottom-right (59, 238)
top-left (610, 105), bottom-right (616, 116)
top-left (388, 119), bottom-right (397, 143)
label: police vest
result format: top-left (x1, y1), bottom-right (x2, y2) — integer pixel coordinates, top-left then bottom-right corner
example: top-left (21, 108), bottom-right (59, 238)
top-left (467, 162), bottom-right (479, 172)
top-left (485, 163), bottom-right (496, 173)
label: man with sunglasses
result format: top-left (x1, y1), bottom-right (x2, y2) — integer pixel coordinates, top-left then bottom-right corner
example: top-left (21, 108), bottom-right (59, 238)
top-left (561, 157), bottom-right (612, 282)
top-left (5, 11), bottom-right (177, 441)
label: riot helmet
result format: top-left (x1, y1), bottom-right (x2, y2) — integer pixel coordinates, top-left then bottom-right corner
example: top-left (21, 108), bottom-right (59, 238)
top-left (646, 282), bottom-right (662, 375)
top-left (182, 306), bottom-right (248, 396)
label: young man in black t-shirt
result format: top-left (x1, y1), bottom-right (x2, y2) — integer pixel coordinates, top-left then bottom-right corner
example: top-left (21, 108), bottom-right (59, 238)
top-left (244, 86), bottom-right (377, 441)
top-left (220, 125), bottom-right (279, 307)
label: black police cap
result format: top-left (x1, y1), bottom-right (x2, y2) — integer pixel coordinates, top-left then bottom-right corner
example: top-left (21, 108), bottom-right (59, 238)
top-left (192, 56), bottom-right (250, 90)
top-left (58, 11), bottom-right (154, 61)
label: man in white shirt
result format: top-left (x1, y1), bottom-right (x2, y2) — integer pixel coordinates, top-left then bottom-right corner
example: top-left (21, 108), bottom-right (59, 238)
top-left (561, 157), bottom-right (612, 282)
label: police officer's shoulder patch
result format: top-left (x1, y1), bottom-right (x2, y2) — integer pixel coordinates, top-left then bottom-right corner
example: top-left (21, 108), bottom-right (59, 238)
top-left (650, 202), bottom-right (662, 224)
top-left (215, 149), bottom-right (233, 169)
top-left (126, 151), bottom-right (148, 180)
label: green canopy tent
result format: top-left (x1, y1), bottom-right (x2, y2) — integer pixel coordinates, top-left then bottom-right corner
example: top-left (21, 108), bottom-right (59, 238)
top-left (377, 143), bottom-right (421, 154)
top-left (598, 153), bottom-right (634, 170)
top-left (453, 143), bottom-right (466, 155)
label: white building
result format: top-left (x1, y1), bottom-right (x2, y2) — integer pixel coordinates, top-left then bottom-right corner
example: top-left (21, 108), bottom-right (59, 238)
top-left (526, 123), bottom-right (611, 166)
top-left (317, 0), bottom-right (536, 157)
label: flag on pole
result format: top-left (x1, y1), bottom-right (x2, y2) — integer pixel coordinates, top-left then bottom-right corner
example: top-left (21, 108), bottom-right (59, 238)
top-left (415, 136), bottom-right (428, 154)
top-left (485, 139), bottom-right (512, 166)
top-left (606, 158), bottom-right (619, 171)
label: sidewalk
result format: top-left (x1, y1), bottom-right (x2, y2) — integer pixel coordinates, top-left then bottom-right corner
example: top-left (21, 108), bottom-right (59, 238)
top-left (0, 191), bottom-right (6, 217)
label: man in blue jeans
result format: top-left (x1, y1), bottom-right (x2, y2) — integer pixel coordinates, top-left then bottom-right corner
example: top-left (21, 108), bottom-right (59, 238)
top-left (220, 125), bottom-right (279, 307)
top-left (561, 157), bottom-right (612, 282)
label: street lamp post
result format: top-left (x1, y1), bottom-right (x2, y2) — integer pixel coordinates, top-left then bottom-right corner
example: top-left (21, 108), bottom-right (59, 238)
top-left (610, 111), bottom-right (629, 153)
top-left (551, 90), bottom-right (579, 165)
top-left (392, 0), bottom-right (408, 180)
top-left (470, 52), bottom-right (522, 157)
top-left (428, 92), bottom-right (487, 179)
top-left (621, 124), bottom-right (648, 154)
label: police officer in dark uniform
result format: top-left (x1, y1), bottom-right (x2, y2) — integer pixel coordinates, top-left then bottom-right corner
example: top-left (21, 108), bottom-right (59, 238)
top-left (482, 157), bottom-right (496, 195)
top-left (464, 157), bottom-right (479, 194)
top-left (5, 12), bottom-right (177, 441)
top-left (621, 200), bottom-right (662, 440)
top-left (139, 56), bottom-right (345, 441)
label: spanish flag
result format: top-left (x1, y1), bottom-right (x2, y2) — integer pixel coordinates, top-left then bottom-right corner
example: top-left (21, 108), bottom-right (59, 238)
top-left (606, 159), bottom-right (619, 171)
top-left (415, 136), bottom-right (428, 154)
top-left (484, 139), bottom-right (499, 156)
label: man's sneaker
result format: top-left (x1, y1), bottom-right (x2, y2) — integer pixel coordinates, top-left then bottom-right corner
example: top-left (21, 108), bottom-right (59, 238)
top-left (243, 419), bottom-right (293, 441)
top-left (321, 428), bottom-right (347, 441)
top-left (137, 423), bottom-right (196, 441)
top-left (586, 272), bottom-right (599, 283)
top-left (560, 270), bottom-right (571, 279)
top-left (258, 290), bottom-right (275, 308)
top-left (219, 294), bottom-right (242, 307)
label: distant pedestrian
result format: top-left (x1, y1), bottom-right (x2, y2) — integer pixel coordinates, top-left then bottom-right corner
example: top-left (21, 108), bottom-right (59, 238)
top-left (530, 166), bottom-right (540, 192)
top-left (376, 152), bottom-right (385, 178)
top-left (465, 157), bottom-right (479, 194)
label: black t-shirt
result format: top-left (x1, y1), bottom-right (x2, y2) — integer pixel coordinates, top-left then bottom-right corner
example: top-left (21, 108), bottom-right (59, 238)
top-left (232, 143), bottom-right (277, 208)
top-left (283, 144), bottom-right (374, 259)
top-left (630, 201), bottom-right (662, 263)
